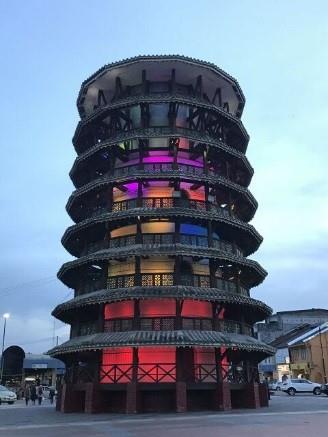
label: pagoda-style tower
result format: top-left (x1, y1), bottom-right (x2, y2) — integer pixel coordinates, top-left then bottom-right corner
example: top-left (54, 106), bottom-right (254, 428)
top-left (49, 55), bottom-right (274, 413)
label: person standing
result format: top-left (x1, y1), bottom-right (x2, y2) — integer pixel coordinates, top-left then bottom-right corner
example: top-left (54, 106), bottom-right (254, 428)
top-left (30, 383), bottom-right (37, 405)
top-left (264, 377), bottom-right (271, 401)
top-left (49, 387), bottom-right (55, 405)
top-left (24, 385), bottom-right (31, 406)
top-left (37, 385), bottom-right (43, 405)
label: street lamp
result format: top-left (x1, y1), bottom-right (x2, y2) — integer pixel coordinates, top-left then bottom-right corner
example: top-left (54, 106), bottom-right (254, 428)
top-left (0, 313), bottom-right (10, 384)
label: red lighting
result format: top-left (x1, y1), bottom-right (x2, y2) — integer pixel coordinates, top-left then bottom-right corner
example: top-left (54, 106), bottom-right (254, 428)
top-left (104, 301), bottom-right (134, 319)
top-left (101, 347), bottom-right (133, 383)
top-left (138, 347), bottom-right (176, 382)
top-left (182, 300), bottom-right (212, 318)
top-left (140, 299), bottom-right (176, 317)
top-left (194, 347), bottom-right (216, 382)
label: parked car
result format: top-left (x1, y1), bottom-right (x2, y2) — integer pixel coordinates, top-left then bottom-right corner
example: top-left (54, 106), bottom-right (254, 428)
top-left (321, 383), bottom-right (328, 395)
top-left (282, 379), bottom-right (321, 395)
top-left (0, 385), bottom-right (17, 404)
top-left (269, 381), bottom-right (283, 391)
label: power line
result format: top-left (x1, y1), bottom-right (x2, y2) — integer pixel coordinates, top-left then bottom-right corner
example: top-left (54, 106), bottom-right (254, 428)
top-left (0, 276), bottom-right (57, 298)
top-left (0, 276), bottom-right (55, 292)
top-left (17, 335), bottom-right (69, 347)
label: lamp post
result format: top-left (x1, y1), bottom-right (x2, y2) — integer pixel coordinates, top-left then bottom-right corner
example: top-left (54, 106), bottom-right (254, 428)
top-left (0, 313), bottom-right (10, 384)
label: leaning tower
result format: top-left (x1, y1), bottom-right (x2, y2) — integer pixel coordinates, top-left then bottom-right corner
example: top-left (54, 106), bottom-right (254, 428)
top-left (49, 56), bottom-right (274, 413)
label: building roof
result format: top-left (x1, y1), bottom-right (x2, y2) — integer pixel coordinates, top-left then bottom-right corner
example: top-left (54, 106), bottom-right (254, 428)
top-left (52, 285), bottom-right (272, 323)
top-left (76, 55), bottom-right (246, 118)
top-left (270, 324), bottom-right (316, 348)
top-left (288, 322), bottom-right (328, 347)
top-left (58, 245), bottom-right (267, 289)
top-left (276, 308), bottom-right (328, 316)
top-left (23, 354), bottom-right (65, 369)
top-left (48, 330), bottom-right (275, 357)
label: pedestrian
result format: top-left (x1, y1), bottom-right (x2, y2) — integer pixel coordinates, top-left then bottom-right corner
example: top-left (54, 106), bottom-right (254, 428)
top-left (37, 385), bottom-right (43, 405)
top-left (264, 377), bottom-right (271, 401)
top-left (30, 383), bottom-right (37, 405)
top-left (49, 387), bottom-right (55, 405)
top-left (24, 385), bottom-right (31, 406)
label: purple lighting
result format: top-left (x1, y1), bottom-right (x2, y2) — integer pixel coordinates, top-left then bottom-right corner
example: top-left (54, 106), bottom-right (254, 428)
top-left (123, 182), bottom-right (139, 191)
top-left (144, 156), bottom-right (173, 163)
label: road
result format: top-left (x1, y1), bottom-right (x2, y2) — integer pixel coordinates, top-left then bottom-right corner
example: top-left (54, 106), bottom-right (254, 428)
top-left (0, 392), bottom-right (327, 436)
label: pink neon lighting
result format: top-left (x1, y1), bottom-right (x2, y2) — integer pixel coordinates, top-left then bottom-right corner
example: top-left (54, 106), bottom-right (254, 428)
top-left (181, 300), bottom-right (212, 318)
top-left (123, 182), bottom-right (139, 191)
top-left (143, 156), bottom-right (173, 163)
top-left (148, 151), bottom-right (169, 156)
top-left (104, 301), bottom-right (134, 319)
top-left (139, 299), bottom-right (176, 317)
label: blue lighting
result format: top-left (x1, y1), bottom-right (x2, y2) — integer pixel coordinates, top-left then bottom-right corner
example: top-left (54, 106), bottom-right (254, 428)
top-left (181, 224), bottom-right (207, 236)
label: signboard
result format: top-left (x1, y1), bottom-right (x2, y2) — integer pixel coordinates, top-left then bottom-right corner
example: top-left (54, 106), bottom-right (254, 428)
top-left (31, 364), bottom-right (48, 369)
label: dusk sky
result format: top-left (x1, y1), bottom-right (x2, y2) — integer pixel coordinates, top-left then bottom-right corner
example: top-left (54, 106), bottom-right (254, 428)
top-left (1, 0), bottom-right (327, 353)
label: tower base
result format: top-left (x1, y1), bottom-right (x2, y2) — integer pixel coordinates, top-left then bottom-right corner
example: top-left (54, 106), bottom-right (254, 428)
top-left (58, 382), bottom-right (269, 414)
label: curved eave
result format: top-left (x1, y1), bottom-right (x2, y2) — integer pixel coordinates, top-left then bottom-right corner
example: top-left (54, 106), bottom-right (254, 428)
top-left (66, 174), bottom-right (257, 223)
top-left (77, 55), bottom-right (245, 118)
top-left (52, 286), bottom-right (272, 323)
top-left (62, 208), bottom-right (263, 257)
top-left (69, 129), bottom-right (254, 185)
top-left (73, 94), bottom-right (249, 149)
top-left (48, 330), bottom-right (275, 357)
top-left (57, 245), bottom-right (267, 288)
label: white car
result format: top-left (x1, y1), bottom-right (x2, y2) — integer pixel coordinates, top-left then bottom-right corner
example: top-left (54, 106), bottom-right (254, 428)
top-left (0, 385), bottom-right (17, 404)
top-left (270, 381), bottom-right (283, 391)
top-left (282, 379), bottom-right (321, 396)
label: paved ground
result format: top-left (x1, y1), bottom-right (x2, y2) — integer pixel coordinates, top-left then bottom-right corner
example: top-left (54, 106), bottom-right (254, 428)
top-left (0, 392), bottom-right (328, 436)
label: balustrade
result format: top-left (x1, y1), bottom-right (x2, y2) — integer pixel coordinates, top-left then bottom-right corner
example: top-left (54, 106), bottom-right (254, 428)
top-left (106, 273), bottom-right (248, 296)
top-left (83, 159), bottom-right (236, 187)
top-left (109, 235), bottom-right (137, 248)
top-left (76, 197), bottom-right (234, 222)
top-left (103, 316), bottom-right (252, 336)
top-left (97, 362), bottom-right (258, 384)
top-left (142, 233), bottom-right (174, 245)
top-left (113, 162), bottom-right (217, 177)
top-left (76, 274), bottom-right (248, 297)
top-left (141, 273), bottom-right (174, 287)
top-left (180, 274), bottom-right (210, 288)
top-left (83, 232), bottom-right (243, 257)
top-left (77, 279), bottom-right (105, 296)
top-left (92, 197), bottom-right (231, 216)
top-left (107, 274), bottom-right (135, 289)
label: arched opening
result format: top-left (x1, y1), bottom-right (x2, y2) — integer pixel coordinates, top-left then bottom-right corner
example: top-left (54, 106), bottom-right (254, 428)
top-left (2, 346), bottom-right (25, 385)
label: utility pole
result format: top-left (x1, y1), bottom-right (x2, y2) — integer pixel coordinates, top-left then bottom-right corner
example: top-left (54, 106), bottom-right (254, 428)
top-left (52, 317), bottom-right (56, 347)
top-left (319, 325), bottom-right (327, 383)
top-left (0, 314), bottom-right (10, 384)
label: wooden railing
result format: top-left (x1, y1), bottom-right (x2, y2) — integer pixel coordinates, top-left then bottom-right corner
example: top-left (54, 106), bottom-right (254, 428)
top-left (106, 274), bottom-right (248, 296)
top-left (76, 274), bottom-right (248, 297)
top-left (110, 198), bottom-right (230, 215)
top-left (96, 363), bottom-right (259, 384)
top-left (113, 162), bottom-right (218, 178)
top-left (107, 274), bottom-right (136, 289)
top-left (103, 317), bottom-right (253, 336)
top-left (77, 197), bottom-right (235, 222)
top-left (82, 233), bottom-right (243, 257)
